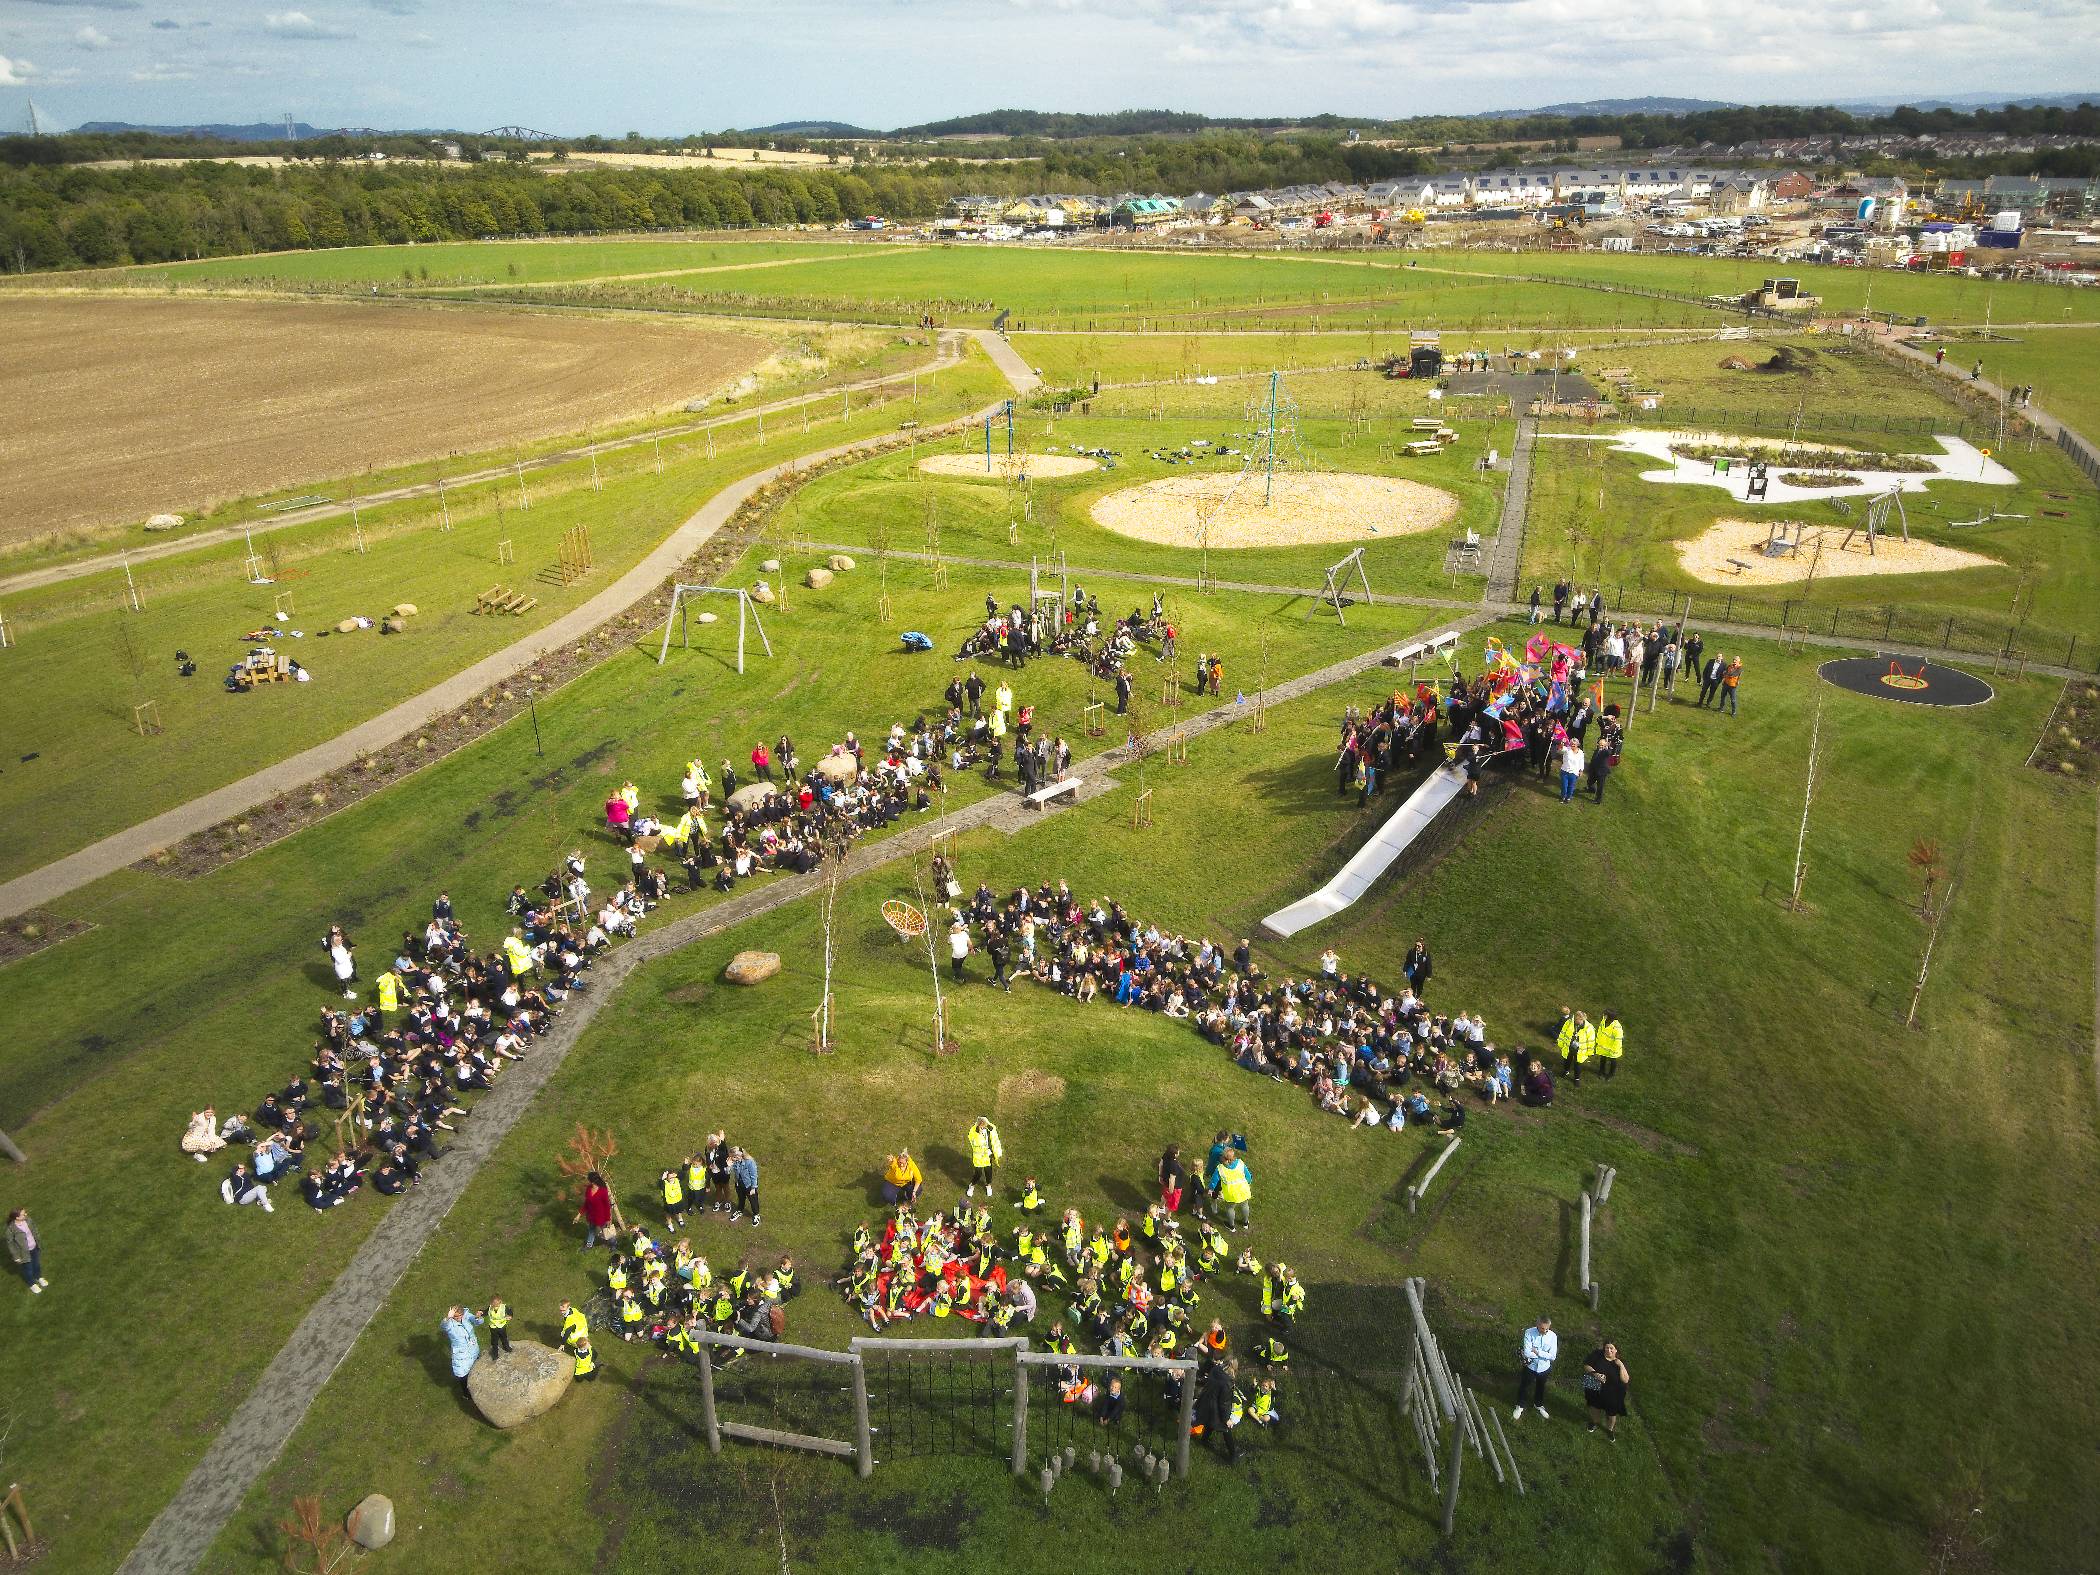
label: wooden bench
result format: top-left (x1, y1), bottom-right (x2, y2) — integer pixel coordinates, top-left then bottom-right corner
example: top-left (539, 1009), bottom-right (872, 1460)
top-left (1025, 778), bottom-right (1080, 811)
top-left (1410, 417), bottom-right (1444, 431)
top-left (1403, 439), bottom-right (1443, 457)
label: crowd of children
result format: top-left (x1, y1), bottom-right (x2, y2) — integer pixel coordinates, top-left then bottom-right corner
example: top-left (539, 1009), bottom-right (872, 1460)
top-left (189, 865), bottom-right (634, 1214)
top-left (953, 883), bottom-right (1623, 1123)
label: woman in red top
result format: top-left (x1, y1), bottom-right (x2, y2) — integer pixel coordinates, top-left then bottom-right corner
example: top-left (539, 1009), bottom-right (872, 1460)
top-left (751, 743), bottom-right (772, 781)
top-left (582, 1171), bottom-right (614, 1250)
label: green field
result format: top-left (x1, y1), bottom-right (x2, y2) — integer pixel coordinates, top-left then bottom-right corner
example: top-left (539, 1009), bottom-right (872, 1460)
top-left (1925, 326), bottom-right (2100, 446)
top-left (1, 233), bottom-right (2097, 1575)
top-left (160, 616), bottom-right (2100, 1575)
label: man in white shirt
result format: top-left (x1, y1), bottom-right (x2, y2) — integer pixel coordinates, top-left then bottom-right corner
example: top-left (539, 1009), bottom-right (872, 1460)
top-left (1560, 739), bottom-right (1586, 804)
top-left (948, 919), bottom-right (971, 982)
top-left (1515, 1315), bottom-right (1558, 1419)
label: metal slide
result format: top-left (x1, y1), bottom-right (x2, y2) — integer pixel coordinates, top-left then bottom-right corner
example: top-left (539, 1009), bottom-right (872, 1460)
top-left (1261, 764), bottom-right (1468, 938)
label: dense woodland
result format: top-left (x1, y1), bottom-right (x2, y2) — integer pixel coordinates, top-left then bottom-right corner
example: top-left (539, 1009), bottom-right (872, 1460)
top-left (2, 99), bottom-right (2095, 274)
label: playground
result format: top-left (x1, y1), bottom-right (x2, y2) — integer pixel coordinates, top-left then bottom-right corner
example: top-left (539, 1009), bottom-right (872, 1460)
top-left (1674, 516), bottom-right (2000, 587)
top-left (918, 451), bottom-right (1100, 479)
top-left (1090, 471), bottom-right (1460, 548)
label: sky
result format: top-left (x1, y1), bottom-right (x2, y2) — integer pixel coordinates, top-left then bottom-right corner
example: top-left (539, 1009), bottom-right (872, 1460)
top-left (1, 0), bottom-right (2095, 134)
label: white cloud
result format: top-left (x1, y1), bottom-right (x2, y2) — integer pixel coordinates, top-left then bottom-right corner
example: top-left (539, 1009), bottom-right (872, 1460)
top-left (129, 60), bottom-right (193, 79)
top-left (152, 16), bottom-right (211, 27)
top-left (405, 29), bottom-right (434, 43)
top-left (367, 0), bottom-right (418, 12)
top-left (19, 0), bottom-right (142, 10)
top-left (264, 9), bottom-right (353, 38)
top-left (75, 23), bottom-right (116, 48)
top-left (0, 54), bottom-right (37, 86)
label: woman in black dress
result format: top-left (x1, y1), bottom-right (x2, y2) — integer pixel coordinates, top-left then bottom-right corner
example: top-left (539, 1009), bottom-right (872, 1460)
top-left (1583, 1341), bottom-right (1630, 1438)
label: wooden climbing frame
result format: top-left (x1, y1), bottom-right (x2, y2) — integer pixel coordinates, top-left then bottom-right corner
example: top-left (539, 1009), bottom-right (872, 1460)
top-left (473, 584), bottom-right (538, 616)
top-left (553, 524), bottom-right (595, 586)
top-left (132, 700), bottom-right (163, 737)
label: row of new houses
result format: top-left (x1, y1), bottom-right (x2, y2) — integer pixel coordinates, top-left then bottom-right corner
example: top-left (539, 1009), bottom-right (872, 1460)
top-left (941, 170), bottom-right (2100, 228)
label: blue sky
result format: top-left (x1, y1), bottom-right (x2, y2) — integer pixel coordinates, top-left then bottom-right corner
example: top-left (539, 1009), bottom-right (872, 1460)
top-left (2, 0), bottom-right (2094, 133)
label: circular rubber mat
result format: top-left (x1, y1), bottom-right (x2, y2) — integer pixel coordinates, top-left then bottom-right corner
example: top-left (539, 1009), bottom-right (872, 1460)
top-left (1817, 655), bottom-right (1994, 708)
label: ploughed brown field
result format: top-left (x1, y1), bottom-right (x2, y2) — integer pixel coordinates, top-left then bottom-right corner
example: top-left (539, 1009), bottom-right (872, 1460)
top-left (0, 295), bottom-right (767, 544)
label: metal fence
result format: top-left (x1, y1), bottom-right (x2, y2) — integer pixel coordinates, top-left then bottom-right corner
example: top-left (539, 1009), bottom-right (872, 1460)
top-left (2057, 425), bottom-right (2100, 489)
top-left (1534, 589), bottom-right (2095, 674)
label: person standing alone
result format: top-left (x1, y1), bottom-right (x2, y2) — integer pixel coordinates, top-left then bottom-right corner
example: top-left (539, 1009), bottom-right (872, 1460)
top-left (7, 1208), bottom-right (46, 1295)
top-left (1514, 1315), bottom-right (1557, 1420)
top-left (1583, 1340), bottom-right (1631, 1439)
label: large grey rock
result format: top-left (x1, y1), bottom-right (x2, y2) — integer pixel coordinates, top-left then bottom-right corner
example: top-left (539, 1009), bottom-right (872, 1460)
top-left (466, 1339), bottom-right (572, 1429)
top-left (144, 513), bottom-right (184, 532)
top-left (803, 566), bottom-right (834, 590)
top-left (814, 753), bottom-right (858, 787)
top-left (761, 558), bottom-right (783, 573)
top-left (727, 782), bottom-right (778, 814)
top-left (696, 611), bottom-right (719, 624)
top-left (725, 949), bottom-right (781, 986)
top-left (346, 1493), bottom-right (396, 1550)
top-left (750, 582), bottom-right (777, 605)
top-left (392, 602), bottom-right (419, 617)
top-left (826, 554), bottom-right (856, 572)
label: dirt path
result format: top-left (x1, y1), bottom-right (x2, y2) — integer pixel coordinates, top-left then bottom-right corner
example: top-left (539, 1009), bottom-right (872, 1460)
top-left (110, 615), bottom-right (1488, 1575)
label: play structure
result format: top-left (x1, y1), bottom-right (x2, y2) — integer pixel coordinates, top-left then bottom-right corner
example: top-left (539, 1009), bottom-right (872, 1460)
top-left (1308, 547), bottom-right (1376, 623)
top-left (655, 584), bottom-right (774, 673)
top-left (1817, 655), bottom-right (1995, 708)
top-left (1260, 628), bottom-right (1469, 938)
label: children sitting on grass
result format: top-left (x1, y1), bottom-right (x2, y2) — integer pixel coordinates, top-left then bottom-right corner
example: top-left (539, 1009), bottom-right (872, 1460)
top-left (206, 873), bottom-right (625, 1215)
top-left (962, 886), bottom-right (1619, 1127)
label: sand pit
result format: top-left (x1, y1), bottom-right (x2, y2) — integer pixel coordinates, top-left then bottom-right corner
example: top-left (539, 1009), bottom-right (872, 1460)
top-left (1091, 471), bottom-right (1458, 549)
top-left (918, 452), bottom-right (1098, 479)
top-left (1676, 519), bottom-right (1999, 587)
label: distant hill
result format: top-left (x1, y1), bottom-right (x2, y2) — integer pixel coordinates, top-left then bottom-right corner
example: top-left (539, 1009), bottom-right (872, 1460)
top-left (1474, 97), bottom-right (1738, 118)
top-left (1830, 91), bottom-right (2099, 113)
top-left (75, 120), bottom-right (334, 141)
top-left (745, 120), bottom-right (877, 138)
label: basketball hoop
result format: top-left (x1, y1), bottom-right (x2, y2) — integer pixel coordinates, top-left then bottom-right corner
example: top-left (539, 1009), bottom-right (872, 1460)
top-left (881, 900), bottom-right (927, 940)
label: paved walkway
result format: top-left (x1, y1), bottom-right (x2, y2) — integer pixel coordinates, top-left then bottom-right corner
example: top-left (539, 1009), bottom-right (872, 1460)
top-left (113, 613), bottom-right (1484, 1575)
top-left (0, 383), bottom-right (1015, 925)
top-left (0, 334), bottom-right (971, 599)
top-left (1482, 417), bottom-right (1537, 602)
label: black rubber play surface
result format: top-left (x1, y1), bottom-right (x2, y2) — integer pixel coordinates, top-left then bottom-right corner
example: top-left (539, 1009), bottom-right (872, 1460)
top-left (1817, 654), bottom-right (1994, 708)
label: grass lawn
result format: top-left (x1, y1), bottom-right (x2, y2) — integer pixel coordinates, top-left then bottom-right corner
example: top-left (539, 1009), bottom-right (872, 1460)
top-left (1423, 250), bottom-right (2100, 326)
top-left (1925, 325), bottom-right (2100, 447)
top-left (161, 616), bottom-right (2100, 1575)
top-left (1516, 431), bottom-right (2100, 661)
top-left (0, 354), bottom-right (1015, 881)
top-left (0, 556), bottom-right (1448, 1575)
top-left (775, 405), bottom-right (1512, 602)
top-left (67, 238), bottom-right (865, 291)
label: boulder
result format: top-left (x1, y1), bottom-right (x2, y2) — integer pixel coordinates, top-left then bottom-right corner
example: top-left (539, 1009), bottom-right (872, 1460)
top-left (466, 1339), bottom-right (571, 1429)
top-left (750, 582), bottom-right (777, 605)
top-left (696, 611), bottom-right (719, 625)
top-left (392, 602), bottom-right (419, 618)
top-left (827, 554), bottom-right (857, 572)
top-left (761, 558), bottom-right (783, 573)
top-left (346, 1494), bottom-right (396, 1551)
top-left (814, 753), bottom-right (858, 787)
top-left (804, 566), bottom-right (834, 590)
top-left (724, 949), bottom-right (782, 986)
top-left (144, 513), bottom-right (184, 532)
top-left (335, 619), bottom-right (361, 634)
top-left (727, 782), bottom-right (779, 814)
top-left (381, 616), bottom-right (406, 635)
